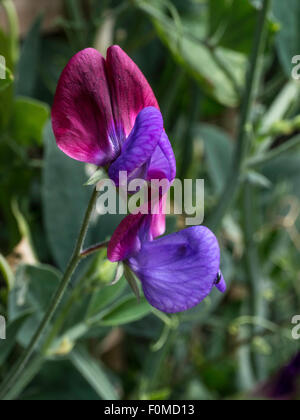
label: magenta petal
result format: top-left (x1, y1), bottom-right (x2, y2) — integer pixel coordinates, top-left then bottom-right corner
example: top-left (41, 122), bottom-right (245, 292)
top-left (52, 48), bottom-right (118, 165)
top-left (147, 132), bottom-right (176, 182)
top-left (129, 227), bottom-right (221, 313)
top-left (108, 107), bottom-right (164, 185)
top-left (107, 213), bottom-right (148, 263)
top-left (106, 45), bottom-right (160, 137)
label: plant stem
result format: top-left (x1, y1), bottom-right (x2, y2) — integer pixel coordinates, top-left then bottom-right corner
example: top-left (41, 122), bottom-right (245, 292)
top-left (80, 241), bottom-right (109, 259)
top-left (0, 188), bottom-right (98, 400)
top-left (207, 0), bottom-right (271, 232)
top-left (243, 182), bottom-right (266, 381)
top-left (1, 0), bottom-right (19, 64)
top-left (246, 133), bottom-right (300, 168)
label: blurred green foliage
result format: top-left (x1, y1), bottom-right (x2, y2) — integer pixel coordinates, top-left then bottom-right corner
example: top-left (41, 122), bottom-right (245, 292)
top-left (0, 0), bottom-right (300, 401)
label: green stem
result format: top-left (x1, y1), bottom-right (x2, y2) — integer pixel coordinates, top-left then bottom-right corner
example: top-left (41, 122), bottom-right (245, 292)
top-left (207, 0), bottom-right (271, 231)
top-left (246, 134), bottom-right (300, 168)
top-left (243, 182), bottom-right (266, 381)
top-left (0, 188), bottom-right (98, 400)
top-left (80, 241), bottom-right (109, 259)
top-left (1, 0), bottom-right (19, 64)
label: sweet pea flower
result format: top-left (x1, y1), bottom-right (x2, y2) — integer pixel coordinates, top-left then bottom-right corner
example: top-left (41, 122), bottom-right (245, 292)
top-left (107, 211), bottom-right (226, 314)
top-left (52, 46), bottom-right (175, 184)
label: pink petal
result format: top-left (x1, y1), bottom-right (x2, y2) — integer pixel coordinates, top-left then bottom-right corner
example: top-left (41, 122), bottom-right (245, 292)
top-left (107, 213), bottom-right (147, 263)
top-left (52, 48), bottom-right (119, 165)
top-left (150, 192), bottom-right (167, 239)
top-left (106, 45), bottom-right (160, 137)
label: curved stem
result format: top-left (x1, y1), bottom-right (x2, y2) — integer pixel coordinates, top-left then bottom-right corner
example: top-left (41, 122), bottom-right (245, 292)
top-left (0, 188), bottom-right (98, 400)
top-left (80, 240), bottom-right (109, 259)
top-left (207, 0), bottom-right (271, 232)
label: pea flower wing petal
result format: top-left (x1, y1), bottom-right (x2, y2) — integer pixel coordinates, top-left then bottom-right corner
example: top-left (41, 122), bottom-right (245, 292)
top-left (106, 45), bottom-right (160, 137)
top-left (52, 48), bottom-right (118, 166)
top-left (128, 226), bottom-right (221, 313)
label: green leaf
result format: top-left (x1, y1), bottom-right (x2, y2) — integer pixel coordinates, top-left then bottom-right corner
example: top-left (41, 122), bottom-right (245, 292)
top-left (244, 171), bottom-right (272, 189)
top-left (0, 58), bottom-right (13, 92)
top-left (70, 347), bottom-right (119, 400)
top-left (0, 253), bottom-right (15, 290)
top-left (0, 313), bottom-right (31, 365)
top-left (196, 124), bottom-right (234, 194)
top-left (99, 296), bottom-right (152, 327)
top-left (209, 0), bottom-right (257, 53)
top-left (16, 14), bottom-right (42, 97)
top-left (8, 264), bottom-right (61, 346)
top-left (86, 277), bottom-right (127, 319)
top-left (259, 82), bottom-right (300, 135)
top-left (10, 97), bottom-right (49, 146)
top-left (273, 0), bottom-right (300, 77)
top-left (84, 168), bottom-right (106, 186)
top-left (43, 123), bottom-right (123, 269)
top-left (124, 265), bottom-right (140, 302)
top-left (262, 152), bottom-right (300, 198)
top-left (137, 0), bottom-right (246, 106)
top-left (0, 28), bottom-right (14, 128)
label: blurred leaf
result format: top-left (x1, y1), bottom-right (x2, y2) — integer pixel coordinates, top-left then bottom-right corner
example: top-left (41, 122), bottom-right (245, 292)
top-left (99, 296), bottom-right (152, 327)
top-left (84, 169), bottom-right (105, 186)
top-left (209, 0), bottom-right (257, 53)
top-left (10, 97), bottom-right (49, 146)
top-left (0, 29), bottom-right (14, 128)
top-left (86, 277), bottom-right (127, 319)
top-left (70, 347), bottom-right (119, 400)
top-left (244, 171), bottom-right (272, 189)
top-left (8, 264), bottom-right (60, 346)
top-left (259, 82), bottom-right (300, 136)
top-left (262, 152), bottom-right (300, 197)
top-left (196, 124), bottom-right (234, 194)
top-left (16, 15), bottom-right (42, 97)
top-left (43, 123), bottom-right (122, 269)
top-left (137, 0), bottom-right (246, 106)
top-left (0, 253), bottom-right (14, 290)
top-left (20, 359), bottom-right (100, 400)
top-left (124, 265), bottom-right (140, 302)
top-left (0, 61), bottom-right (13, 92)
top-left (0, 313), bottom-right (31, 365)
top-left (273, 0), bottom-right (300, 77)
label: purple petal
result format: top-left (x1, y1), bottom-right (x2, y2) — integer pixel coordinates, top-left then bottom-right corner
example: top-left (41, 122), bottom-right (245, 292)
top-left (128, 226), bottom-right (221, 313)
top-left (108, 107), bottom-right (164, 185)
top-left (52, 48), bottom-right (119, 165)
top-left (106, 45), bottom-right (160, 137)
top-left (147, 131), bottom-right (176, 182)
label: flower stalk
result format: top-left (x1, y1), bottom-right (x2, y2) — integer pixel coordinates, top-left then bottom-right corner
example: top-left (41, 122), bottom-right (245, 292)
top-left (0, 188), bottom-right (99, 400)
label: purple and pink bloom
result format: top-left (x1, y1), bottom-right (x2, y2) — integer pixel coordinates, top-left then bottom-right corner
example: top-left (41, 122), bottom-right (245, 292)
top-left (51, 45), bottom-right (226, 314)
top-left (52, 46), bottom-right (175, 184)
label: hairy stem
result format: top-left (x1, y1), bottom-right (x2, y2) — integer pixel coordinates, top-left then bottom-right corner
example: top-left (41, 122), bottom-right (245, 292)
top-left (0, 188), bottom-right (98, 400)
